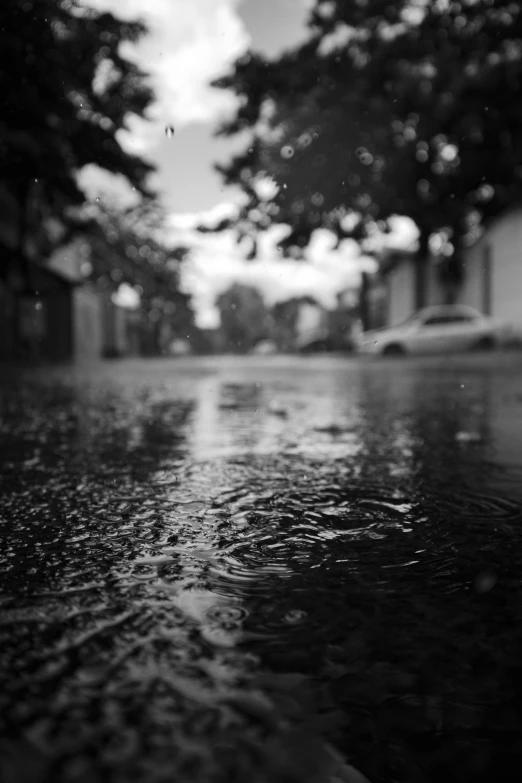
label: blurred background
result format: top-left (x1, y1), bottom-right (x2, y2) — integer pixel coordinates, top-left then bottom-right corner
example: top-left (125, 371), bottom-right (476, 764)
top-left (1, 0), bottom-right (521, 361)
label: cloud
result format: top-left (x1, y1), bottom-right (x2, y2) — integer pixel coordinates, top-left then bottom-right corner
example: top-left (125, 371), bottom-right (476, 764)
top-left (85, 0), bottom-right (250, 153)
top-left (387, 215), bottom-right (419, 248)
top-left (77, 165), bottom-right (141, 207)
top-left (168, 201), bottom-right (241, 231)
top-left (167, 203), bottom-right (419, 329)
top-left (318, 23), bottom-right (357, 56)
top-left (112, 282), bottom-right (141, 309)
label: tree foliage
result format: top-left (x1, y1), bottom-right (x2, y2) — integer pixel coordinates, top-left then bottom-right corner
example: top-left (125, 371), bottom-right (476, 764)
top-left (0, 0), bottom-right (155, 281)
top-left (213, 0), bottom-right (522, 279)
top-left (83, 201), bottom-right (193, 332)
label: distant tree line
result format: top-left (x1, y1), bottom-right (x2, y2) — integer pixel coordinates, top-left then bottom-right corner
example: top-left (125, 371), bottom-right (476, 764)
top-left (215, 283), bottom-right (355, 353)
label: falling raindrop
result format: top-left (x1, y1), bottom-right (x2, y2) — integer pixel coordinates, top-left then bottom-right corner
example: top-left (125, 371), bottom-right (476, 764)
top-left (284, 609), bottom-right (307, 624)
top-left (165, 125), bottom-right (175, 138)
top-left (474, 568), bottom-right (497, 594)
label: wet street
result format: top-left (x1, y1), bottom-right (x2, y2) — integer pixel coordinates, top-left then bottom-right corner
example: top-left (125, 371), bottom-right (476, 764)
top-left (2, 353), bottom-right (522, 783)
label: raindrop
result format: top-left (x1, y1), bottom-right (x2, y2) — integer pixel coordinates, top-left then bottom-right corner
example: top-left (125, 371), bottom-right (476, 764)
top-left (474, 568), bottom-right (497, 594)
top-left (280, 145), bottom-right (295, 159)
top-left (165, 125), bottom-right (175, 138)
top-left (284, 609), bottom-right (307, 624)
top-left (205, 605), bottom-right (248, 624)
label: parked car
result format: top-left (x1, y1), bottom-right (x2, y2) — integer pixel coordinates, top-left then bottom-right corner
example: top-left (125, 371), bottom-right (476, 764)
top-left (355, 305), bottom-right (507, 356)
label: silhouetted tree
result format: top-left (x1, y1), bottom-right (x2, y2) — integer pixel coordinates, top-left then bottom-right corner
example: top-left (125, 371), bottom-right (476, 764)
top-left (0, 0), bottom-right (154, 287)
top-left (212, 0), bottom-right (522, 303)
top-left (82, 202), bottom-right (194, 354)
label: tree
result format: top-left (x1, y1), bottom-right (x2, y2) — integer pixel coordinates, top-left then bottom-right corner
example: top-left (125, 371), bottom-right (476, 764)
top-left (216, 284), bottom-right (270, 353)
top-left (212, 0), bottom-right (522, 304)
top-left (0, 0), bottom-right (155, 287)
top-left (81, 201), bottom-right (195, 354)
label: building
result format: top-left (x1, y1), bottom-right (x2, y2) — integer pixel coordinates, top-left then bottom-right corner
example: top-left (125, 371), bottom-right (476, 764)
top-left (49, 239), bottom-right (141, 359)
top-left (47, 239), bottom-right (105, 360)
top-left (370, 206), bottom-right (522, 337)
top-left (459, 206), bottom-right (522, 338)
top-left (0, 262), bottom-right (76, 361)
top-left (0, 238), bottom-right (141, 362)
top-left (374, 249), bottom-right (448, 329)
top-left (326, 289), bottom-right (359, 349)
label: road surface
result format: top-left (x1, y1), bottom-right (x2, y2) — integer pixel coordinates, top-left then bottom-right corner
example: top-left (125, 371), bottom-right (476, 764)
top-left (1, 353), bottom-right (522, 783)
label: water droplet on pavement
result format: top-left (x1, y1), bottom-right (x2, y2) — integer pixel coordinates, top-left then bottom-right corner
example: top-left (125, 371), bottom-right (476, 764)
top-left (474, 568), bottom-right (497, 593)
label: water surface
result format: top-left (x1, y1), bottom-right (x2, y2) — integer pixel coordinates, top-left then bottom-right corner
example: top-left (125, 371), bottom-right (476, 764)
top-left (2, 354), bottom-right (522, 783)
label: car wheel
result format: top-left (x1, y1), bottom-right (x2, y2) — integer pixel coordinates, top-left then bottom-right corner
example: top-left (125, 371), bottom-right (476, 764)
top-left (474, 336), bottom-right (495, 351)
top-left (383, 343), bottom-right (406, 357)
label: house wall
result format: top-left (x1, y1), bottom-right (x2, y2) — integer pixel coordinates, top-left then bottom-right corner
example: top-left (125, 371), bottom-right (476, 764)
top-left (367, 282), bottom-right (388, 330)
top-left (379, 208), bottom-right (522, 335)
top-left (73, 285), bottom-right (103, 359)
top-left (487, 210), bottom-right (522, 335)
top-left (44, 291), bottom-right (73, 360)
top-left (101, 298), bottom-right (130, 357)
top-left (0, 271), bottom-right (73, 361)
top-left (459, 239), bottom-right (488, 312)
top-left (387, 261), bottom-right (415, 326)
top-left (460, 208), bottom-right (522, 336)
top-left (125, 310), bottom-right (142, 356)
top-left (0, 281), bottom-right (15, 359)
top-left (424, 261), bottom-right (448, 307)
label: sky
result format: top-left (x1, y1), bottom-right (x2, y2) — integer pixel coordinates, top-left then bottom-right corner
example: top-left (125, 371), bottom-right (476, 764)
top-left (81, 0), bottom-right (417, 326)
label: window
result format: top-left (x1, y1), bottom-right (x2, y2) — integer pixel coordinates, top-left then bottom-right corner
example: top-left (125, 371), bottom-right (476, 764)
top-left (421, 314), bottom-right (476, 326)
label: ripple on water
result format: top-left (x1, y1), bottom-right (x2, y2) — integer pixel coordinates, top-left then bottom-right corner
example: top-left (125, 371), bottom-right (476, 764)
top-left (201, 478), bottom-right (522, 610)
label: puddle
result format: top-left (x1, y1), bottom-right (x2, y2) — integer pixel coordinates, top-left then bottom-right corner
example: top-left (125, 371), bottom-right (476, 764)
top-left (2, 357), bottom-right (522, 782)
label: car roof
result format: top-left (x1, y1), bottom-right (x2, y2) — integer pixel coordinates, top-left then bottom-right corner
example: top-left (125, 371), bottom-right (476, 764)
top-left (415, 304), bottom-right (483, 318)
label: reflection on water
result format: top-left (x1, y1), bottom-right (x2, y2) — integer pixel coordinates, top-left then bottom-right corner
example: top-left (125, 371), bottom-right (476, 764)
top-left (1, 355), bottom-right (522, 783)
